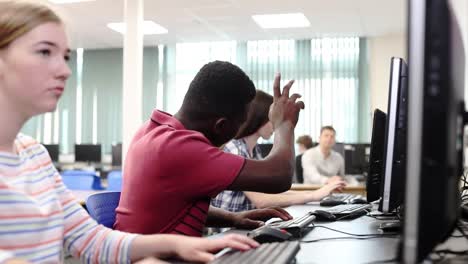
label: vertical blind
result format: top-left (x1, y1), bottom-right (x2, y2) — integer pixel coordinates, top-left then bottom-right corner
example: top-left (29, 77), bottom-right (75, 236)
top-left (21, 37), bottom-right (368, 155)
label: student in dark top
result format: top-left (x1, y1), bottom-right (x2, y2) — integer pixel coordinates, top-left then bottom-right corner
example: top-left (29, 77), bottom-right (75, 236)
top-left (116, 61), bottom-right (301, 236)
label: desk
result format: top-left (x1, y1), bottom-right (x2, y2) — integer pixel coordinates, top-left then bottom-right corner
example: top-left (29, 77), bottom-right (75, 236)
top-left (224, 204), bottom-right (468, 263)
top-left (285, 204), bottom-right (398, 263)
top-left (291, 184), bottom-right (366, 196)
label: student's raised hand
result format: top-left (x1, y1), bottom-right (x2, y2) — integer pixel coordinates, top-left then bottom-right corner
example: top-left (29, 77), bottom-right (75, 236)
top-left (232, 207), bottom-right (293, 229)
top-left (173, 234), bottom-right (259, 263)
top-left (268, 73), bottom-right (305, 129)
top-left (314, 180), bottom-right (347, 200)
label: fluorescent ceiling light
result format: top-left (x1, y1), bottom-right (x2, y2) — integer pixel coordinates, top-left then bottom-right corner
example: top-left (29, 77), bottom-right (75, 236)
top-left (48, 0), bottom-right (95, 3)
top-left (107, 21), bottom-right (168, 35)
top-left (252, 13), bottom-right (310, 29)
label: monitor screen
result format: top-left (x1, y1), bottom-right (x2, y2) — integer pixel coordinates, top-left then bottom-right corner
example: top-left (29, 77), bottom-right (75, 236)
top-left (344, 144), bottom-right (370, 175)
top-left (112, 143), bottom-right (122, 166)
top-left (379, 57), bottom-right (408, 214)
top-left (43, 144), bottom-right (59, 162)
top-left (401, 0), bottom-right (466, 262)
top-left (257, 143), bottom-right (273, 157)
top-left (366, 109), bottom-right (387, 202)
top-left (75, 144), bottom-right (102, 163)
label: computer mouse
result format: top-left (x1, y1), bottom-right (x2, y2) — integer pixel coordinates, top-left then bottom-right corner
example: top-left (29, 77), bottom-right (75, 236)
top-left (319, 199), bottom-right (347, 207)
top-left (350, 198), bottom-right (368, 204)
top-left (247, 226), bottom-right (292, 243)
top-left (313, 210), bottom-right (337, 221)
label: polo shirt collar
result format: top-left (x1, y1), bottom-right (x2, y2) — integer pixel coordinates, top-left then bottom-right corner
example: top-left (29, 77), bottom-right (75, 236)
top-left (151, 110), bottom-right (185, 130)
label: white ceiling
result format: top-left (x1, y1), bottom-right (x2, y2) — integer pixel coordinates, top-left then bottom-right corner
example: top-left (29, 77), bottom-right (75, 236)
top-left (48, 0), bottom-right (407, 49)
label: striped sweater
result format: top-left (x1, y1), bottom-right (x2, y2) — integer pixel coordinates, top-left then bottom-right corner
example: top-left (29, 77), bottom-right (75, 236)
top-left (0, 134), bottom-right (136, 263)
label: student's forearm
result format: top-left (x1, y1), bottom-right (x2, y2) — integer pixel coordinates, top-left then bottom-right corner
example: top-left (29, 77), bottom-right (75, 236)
top-left (130, 235), bottom-right (179, 262)
top-left (265, 123), bottom-right (295, 178)
top-left (244, 191), bottom-right (315, 208)
top-left (205, 206), bottom-right (235, 227)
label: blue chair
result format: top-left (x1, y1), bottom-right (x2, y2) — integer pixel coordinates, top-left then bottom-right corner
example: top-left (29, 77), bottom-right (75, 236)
top-left (107, 170), bottom-right (123, 191)
top-left (61, 174), bottom-right (95, 190)
top-left (86, 191), bottom-right (121, 228)
top-left (61, 170), bottom-right (104, 190)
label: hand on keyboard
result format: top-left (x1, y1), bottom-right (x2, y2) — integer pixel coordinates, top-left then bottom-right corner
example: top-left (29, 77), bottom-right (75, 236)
top-left (232, 207), bottom-right (293, 229)
top-left (315, 180), bottom-right (347, 200)
top-left (169, 234), bottom-right (259, 263)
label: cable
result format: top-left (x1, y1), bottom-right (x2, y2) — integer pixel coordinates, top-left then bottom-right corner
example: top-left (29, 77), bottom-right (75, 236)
top-left (300, 235), bottom-right (398, 243)
top-left (310, 224), bottom-right (399, 237)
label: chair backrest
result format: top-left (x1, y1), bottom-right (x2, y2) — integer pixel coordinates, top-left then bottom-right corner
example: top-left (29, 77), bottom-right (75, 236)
top-left (61, 174), bottom-right (96, 190)
top-left (86, 192), bottom-right (121, 228)
top-left (61, 170), bottom-right (104, 190)
top-left (61, 169), bottom-right (96, 176)
top-left (107, 170), bottom-right (123, 191)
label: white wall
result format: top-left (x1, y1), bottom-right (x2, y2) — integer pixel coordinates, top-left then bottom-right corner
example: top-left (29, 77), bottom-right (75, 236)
top-left (368, 34), bottom-right (407, 114)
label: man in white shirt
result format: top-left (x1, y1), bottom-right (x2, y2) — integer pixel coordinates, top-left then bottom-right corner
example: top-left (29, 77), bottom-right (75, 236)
top-left (302, 126), bottom-right (345, 184)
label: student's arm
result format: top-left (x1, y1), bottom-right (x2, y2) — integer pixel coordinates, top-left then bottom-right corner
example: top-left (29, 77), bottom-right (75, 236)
top-left (244, 180), bottom-right (346, 208)
top-left (130, 234), bottom-right (259, 263)
top-left (2, 258), bottom-right (31, 264)
top-left (1, 251), bottom-right (30, 264)
top-left (228, 74), bottom-right (304, 193)
top-left (301, 152), bottom-right (329, 184)
top-left (206, 206), bottom-right (292, 228)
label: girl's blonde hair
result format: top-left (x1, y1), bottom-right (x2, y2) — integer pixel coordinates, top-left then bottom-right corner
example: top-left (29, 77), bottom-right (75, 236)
top-left (0, 1), bottom-right (62, 49)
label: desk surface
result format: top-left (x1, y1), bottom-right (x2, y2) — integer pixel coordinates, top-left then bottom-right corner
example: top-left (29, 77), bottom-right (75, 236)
top-left (285, 204), bottom-right (398, 264)
top-left (224, 203), bottom-right (468, 263)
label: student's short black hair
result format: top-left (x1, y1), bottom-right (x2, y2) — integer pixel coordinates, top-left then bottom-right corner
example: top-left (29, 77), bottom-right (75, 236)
top-left (182, 61), bottom-right (256, 120)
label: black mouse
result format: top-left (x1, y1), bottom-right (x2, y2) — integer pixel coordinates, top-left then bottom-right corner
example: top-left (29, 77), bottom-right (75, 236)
top-left (313, 210), bottom-right (337, 221)
top-left (350, 198), bottom-right (368, 204)
top-left (320, 199), bottom-right (347, 207)
top-left (247, 226), bottom-right (292, 243)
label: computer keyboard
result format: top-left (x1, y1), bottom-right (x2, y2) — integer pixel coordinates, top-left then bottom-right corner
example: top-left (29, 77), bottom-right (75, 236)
top-left (322, 204), bottom-right (372, 218)
top-left (266, 212), bottom-right (316, 236)
top-left (211, 241), bottom-right (300, 264)
top-left (321, 193), bottom-right (363, 203)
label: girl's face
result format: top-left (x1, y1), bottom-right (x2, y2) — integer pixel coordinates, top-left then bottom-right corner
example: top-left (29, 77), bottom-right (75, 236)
top-left (0, 22), bottom-right (71, 118)
top-left (258, 121), bottom-right (274, 140)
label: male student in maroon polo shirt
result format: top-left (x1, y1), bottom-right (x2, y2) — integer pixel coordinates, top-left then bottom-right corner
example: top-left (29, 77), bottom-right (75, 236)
top-left (115, 61), bottom-right (304, 236)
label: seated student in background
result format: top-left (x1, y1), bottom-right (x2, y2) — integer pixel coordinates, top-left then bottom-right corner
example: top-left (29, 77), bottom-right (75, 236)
top-left (302, 126), bottom-right (345, 184)
top-left (211, 90), bottom-right (345, 212)
top-left (295, 135), bottom-right (314, 182)
top-left (115, 61), bottom-right (304, 236)
top-left (0, 2), bottom-right (259, 263)
top-left (296, 135), bottom-right (314, 155)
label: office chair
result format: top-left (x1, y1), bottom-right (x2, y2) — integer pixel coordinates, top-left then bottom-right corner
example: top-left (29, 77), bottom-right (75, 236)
top-left (61, 170), bottom-right (104, 190)
top-left (107, 170), bottom-right (123, 191)
top-left (86, 191), bottom-right (121, 228)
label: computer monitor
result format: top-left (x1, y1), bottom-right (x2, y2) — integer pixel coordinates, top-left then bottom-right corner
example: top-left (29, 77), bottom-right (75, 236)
top-left (401, 0), bottom-right (466, 262)
top-left (111, 143), bottom-right (122, 166)
top-left (344, 144), bottom-right (369, 175)
top-left (43, 144), bottom-right (59, 162)
top-left (74, 144), bottom-right (102, 163)
top-left (257, 143), bottom-right (273, 157)
top-left (332, 142), bottom-right (345, 157)
top-left (366, 109), bottom-right (387, 202)
top-left (378, 57), bottom-right (408, 214)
